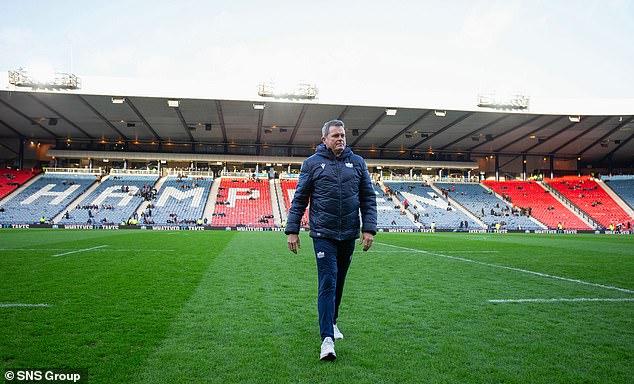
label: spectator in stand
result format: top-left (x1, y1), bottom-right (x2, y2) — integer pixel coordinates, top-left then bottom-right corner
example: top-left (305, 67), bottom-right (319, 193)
top-left (285, 119), bottom-right (377, 361)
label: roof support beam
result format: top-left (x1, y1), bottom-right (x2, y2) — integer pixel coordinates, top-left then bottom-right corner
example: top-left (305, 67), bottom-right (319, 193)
top-left (350, 111), bottom-right (386, 147)
top-left (27, 94), bottom-right (93, 139)
top-left (0, 98), bottom-right (56, 138)
top-left (494, 117), bottom-right (566, 153)
top-left (525, 117), bottom-right (612, 154)
top-left (76, 95), bottom-right (128, 140)
top-left (597, 128), bottom-right (634, 164)
top-left (214, 100), bottom-right (228, 145)
top-left (407, 112), bottom-right (475, 152)
top-left (468, 115), bottom-right (556, 152)
top-left (439, 114), bottom-right (512, 150)
top-left (173, 107), bottom-right (195, 143)
top-left (126, 98), bottom-right (161, 141)
top-left (287, 104), bottom-right (309, 146)
top-left (0, 118), bottom-right (24, 138)
top-left (578, 116), bottom-right (634, 156)
top-left (380, 110), bottom-right (432, 149)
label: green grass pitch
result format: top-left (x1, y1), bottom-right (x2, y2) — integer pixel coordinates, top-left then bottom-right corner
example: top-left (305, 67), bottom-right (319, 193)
top-left (1, 229), bottom-right (633, 383)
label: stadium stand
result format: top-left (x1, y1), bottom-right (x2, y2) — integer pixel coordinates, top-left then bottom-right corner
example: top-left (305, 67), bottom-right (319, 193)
top-left (150, 175), bottom-right (214, 225)
top-left (373, 184), bottom-right (418, 229)
top-left (483, 180), bottom-right (591, 230)
top-left (0, 168), bottom-right (40, 200)
top-left (279, 178), bottom-right (309, 227)
top-left (0, 173), bottom-right (96, 224)
top-left (435, 182), bottom-right (543, 230)
top-left (385, 182), bottom-right (483, 230)
top-left (211, 177), bottom-right (274, 227)
top-left (602, 176), bottom-right (634, 211)
top-left (57, 175), bottom-right (159, 225)
top-left (545, 176), bottom-right (633, 229)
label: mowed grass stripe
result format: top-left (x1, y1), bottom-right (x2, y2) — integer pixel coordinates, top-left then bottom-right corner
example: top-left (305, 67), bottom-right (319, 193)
top-left (0, 230), bottom-right (234, 384)
top-left (1, 230), bottom-right (632, 383)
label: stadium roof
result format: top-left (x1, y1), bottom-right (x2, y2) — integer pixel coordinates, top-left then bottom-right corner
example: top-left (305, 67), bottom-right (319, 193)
top-left (0, 84), bottom-right (632, 166)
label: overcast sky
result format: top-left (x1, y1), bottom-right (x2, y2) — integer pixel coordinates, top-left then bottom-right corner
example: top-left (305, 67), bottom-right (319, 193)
top-left (1, 0), bottom-right (633, 104)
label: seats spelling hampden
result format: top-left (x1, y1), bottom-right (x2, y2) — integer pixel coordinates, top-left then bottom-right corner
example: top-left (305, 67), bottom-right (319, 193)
top-left (211, 177), bottom-right (273, 227)
top-left (57, 175), bottom-right (159, 225)
top-left (150, 175), bottom-right (214, 225)
top-left (0, 174), bottom-right (96, 224)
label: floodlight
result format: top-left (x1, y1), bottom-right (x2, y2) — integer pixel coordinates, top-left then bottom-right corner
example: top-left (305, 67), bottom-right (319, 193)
top-left (205, 123), bottom-right (212, 131)
top-left (434, 110), bottom-right (447, 117)
top-left (112, 97), bottom-right (126, 104)
top-left (167, 100), bottom-right (180, 108)
top-left (385, 108), bottom-right (398, 116)
top-left (568, 116), bottom-right (581, 122)
top-left (48, 118), bottom-right (58, 126)
top-left (253, 103), bottom-right (265, 110)
top-left (257, 81), bottom-right (318, 99)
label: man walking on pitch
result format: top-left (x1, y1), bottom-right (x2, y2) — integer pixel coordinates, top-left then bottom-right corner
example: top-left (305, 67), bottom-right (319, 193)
top-left (285, 119), bottom-right (377, 361)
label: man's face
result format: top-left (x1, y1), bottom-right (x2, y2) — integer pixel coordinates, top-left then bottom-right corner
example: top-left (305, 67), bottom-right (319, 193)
top-left (322, 125), bottom-right (346, 156)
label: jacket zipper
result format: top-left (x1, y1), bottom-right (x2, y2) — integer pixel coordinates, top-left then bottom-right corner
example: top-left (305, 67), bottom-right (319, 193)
top-left (336, 157), bottom-right (342, 238)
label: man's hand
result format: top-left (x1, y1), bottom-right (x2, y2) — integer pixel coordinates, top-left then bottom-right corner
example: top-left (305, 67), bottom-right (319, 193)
top-left (287, 233), bottom-right (301, 254)
top-left (360, 232), bottom-right (374, 252)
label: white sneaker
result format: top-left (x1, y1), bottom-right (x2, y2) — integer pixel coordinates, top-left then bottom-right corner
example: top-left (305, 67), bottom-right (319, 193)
top-left (320, 337), bottom-right (336, 360)
top-left (333, 324), bottom-right (344, 340)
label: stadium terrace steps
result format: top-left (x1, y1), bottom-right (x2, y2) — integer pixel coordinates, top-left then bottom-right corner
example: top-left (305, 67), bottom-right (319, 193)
top-left (211, 177), bottom-right (274, 228)
top-left (0, 169), bottom-right (42, 200)
top-left (435, 182), bottom-right (542, 230)
top-left (373, 183), bottom-right (418, 229)
top-left (483, 180), bottom-right (591, 230)
top-left (150, 175), bottom-right (214, 225)
top-left (280, 178), bottom-right (308, 227)
top-left (135, 174), bottom-right (169, 219)
top-left (57, 175), bottom-right (159, 225)
top-left (273, 179), bottom-right (287, 222)
top-left (269, 179), bottom-right (282, 226)
top-left (0, 172), bottom-right (43, 205)
top-left (384, 182), bottom-right (483, 230)
top-left (544, 176), bottom-right (633, 229)
top-left (538, 180), bottom-right (602, 229)
top-left (597, 179), bottom-right (634, 218)
top-left (430, 183), bottom-right (489, 229)
top-left (52, 174), bottom-right (111, 223)
top-left (202, 177), bottom-right (222, 221)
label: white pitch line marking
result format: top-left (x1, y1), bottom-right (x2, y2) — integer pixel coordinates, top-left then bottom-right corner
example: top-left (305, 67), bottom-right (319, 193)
top-left (488, 298), bottom-right (634, 303)
top-left (0, 303), bottom-right (50, 308)
top-left (0, 248), bottom-right (174, 252)
top-left (367, 250), bottom-right (499, 253)
top-left (375, 242), bottom-right (634, 294)
top-left (52, 245), bottom-right (108, 257)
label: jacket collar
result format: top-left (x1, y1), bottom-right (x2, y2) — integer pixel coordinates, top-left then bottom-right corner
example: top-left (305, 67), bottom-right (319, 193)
top-left (316, 143), bottom-right (352, 160)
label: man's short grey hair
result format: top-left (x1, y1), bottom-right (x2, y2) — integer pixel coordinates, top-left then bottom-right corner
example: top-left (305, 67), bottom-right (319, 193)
top-left (322, 119), bottom-right (345, 138)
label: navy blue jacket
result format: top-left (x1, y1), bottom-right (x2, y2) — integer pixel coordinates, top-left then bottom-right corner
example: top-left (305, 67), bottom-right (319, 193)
top-left (285, 144), bottom-right (377, 240)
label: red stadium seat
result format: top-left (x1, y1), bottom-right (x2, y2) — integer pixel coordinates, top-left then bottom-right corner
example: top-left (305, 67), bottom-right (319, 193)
top-left (545, 176), bottom-right (633, 229)
top-left (483, 180), bottom-right (591, 230)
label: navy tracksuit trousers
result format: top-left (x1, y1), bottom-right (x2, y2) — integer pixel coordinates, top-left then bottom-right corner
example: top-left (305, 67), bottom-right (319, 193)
top-left (313, 237), bottom-right (355, 341)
